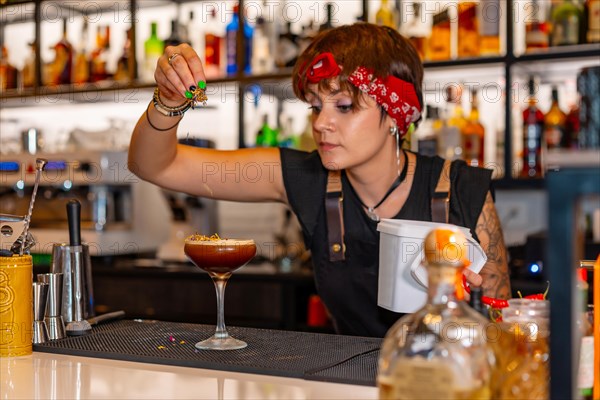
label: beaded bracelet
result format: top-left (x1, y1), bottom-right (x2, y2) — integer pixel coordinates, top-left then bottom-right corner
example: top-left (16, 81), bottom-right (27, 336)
top-left (153, 87), bottom-right (191, 115)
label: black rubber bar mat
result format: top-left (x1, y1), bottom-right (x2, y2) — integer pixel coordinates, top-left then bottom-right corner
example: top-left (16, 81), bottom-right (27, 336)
top-left (34, 320), bottom-right (380, 386)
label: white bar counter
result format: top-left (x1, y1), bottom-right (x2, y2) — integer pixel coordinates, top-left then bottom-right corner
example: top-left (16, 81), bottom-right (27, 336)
top-left (2, 352), bottom-right (378, 399)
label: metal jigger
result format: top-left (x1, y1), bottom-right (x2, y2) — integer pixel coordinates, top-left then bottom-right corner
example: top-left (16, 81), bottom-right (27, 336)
top-left (37, 273), bottom-right (65, 340)
top-left (33, 282), bottom-right (50, 344)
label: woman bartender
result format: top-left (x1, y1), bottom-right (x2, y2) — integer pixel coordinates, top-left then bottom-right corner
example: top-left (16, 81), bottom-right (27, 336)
top-left (128, 23), bottom-right (511, 337)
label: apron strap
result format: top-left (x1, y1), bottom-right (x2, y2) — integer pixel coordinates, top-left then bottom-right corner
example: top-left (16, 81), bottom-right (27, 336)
top-left (326, 170), bottom-right (345, 262)
top-left (431, 159), bottom-right (452, 223)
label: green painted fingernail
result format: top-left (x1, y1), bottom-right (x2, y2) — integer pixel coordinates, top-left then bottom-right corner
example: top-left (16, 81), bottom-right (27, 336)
top-left (198, 80), bottom-right (206, 90)
top-left (185, 91), bottom-right (193, 99)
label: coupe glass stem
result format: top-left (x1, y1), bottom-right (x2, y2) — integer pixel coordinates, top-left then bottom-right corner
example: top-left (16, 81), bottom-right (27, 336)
top-left (212, 275), bottom-right (230, 339)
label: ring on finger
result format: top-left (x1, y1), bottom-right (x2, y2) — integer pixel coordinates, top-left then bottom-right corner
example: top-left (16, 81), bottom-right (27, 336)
top-left (168, 53), bottom-right (180, 66)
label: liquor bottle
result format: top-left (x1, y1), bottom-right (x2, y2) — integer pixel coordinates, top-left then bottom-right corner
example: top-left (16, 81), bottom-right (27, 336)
top-left (182, 11), bottom-right (194, 46)
top-left (544, 86), bottom-right (567, 149)
top-left (439, 85), bottom-right (466, 160)
top-left (226, 4), bottom-right (253, 75)
top-left (565, 104), bottom-right (580, 149)
top-left (463, 88), bottom-right (485, 167)
top-left (143, 22), bottom-right (164, 82)
top-left (89, 25), bottom-right (110, 82)
top-left (204, 7), bottom-right (223, 78)
top-left (114, 28), bottom-right (132, 82)
top-left (0, 44), bottom-right (18, 92)
top-left (478, 0), bottom-right (501, 55)
top-left (577, 270), bottom-right (594, 400)
top-left (521, 77), bottom-right (545, 178)
top-left (401, 2), bottom-right (429, 59)
top-left (551, 0), bottom-right (583, 46)
top-left (255, 115), bottom-right (278, 147)
top-left (252, 16), bottom-right (273, 74)
top-left (22, 42), bottom-right (36, 88)
top-left (375, 0), bottom-right (395, 28)
top-left (586, 0), bottom-right (600, 42)
top-left (525, 0), bottom-right (550, 51)
top-left (164, 19), bottom-right (183, 48)
top-left (319, 3), bottom-right (335, 32)
top-left (458, 1), bottom-right (480, 58)
top-left (51, 18), bottom-right (73, 85)
top-left (416, 105), bottom-right (440, 157)
top-left (275, 22), bottom-right (298, 69)
top-left (73, 19), bottom-right (90, 84)
top-left (298, 19), bottom-right (317, 55)
top-left (427, 8), bottom-right (451, 61)
top-left (378, 227), bottom-right (496, 400)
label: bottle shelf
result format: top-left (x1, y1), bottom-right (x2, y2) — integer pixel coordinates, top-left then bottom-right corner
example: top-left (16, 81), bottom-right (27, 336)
top-left (423, 56), bottom-right (506, 69)
top-left (514, 44), bottom-right (600, 63)
top-left (0, 68), bottom-right (296, 105)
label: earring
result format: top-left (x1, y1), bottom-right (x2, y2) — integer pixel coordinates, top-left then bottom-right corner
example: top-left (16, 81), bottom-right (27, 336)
top-left (389, 125), bottom-right (401, 176)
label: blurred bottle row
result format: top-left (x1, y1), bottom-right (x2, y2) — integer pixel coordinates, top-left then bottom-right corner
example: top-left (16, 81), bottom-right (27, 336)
top-left (2, 0), bottom-right (598, 93)
top-left (376, 0), bottom-right (600, 61)
top-left (408, 65), bottom-right (599, 179)
top-left (0, 1), bottom-right (337, 92)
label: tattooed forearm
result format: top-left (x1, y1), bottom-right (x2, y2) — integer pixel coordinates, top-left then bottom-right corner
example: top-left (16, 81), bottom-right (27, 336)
top-left (475, 192), bottom-right (511, 300)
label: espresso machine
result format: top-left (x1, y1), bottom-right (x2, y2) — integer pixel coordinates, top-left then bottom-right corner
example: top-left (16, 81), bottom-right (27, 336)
top-left (0, 150), bottom-right (171, 255)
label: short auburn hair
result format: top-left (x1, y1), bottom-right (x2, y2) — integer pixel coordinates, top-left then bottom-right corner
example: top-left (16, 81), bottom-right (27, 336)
top-left (293, 23), bottom-right (424, 117)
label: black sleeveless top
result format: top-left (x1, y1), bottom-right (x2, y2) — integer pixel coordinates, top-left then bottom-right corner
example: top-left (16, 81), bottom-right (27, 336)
top-left (280, 148), bottom-right (492, 337)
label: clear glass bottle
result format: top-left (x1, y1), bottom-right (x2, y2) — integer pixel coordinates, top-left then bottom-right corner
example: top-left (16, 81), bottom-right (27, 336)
top-left (492, 299), bottom-right (550, 400)
top-left (378, 228), bottom-right (496, 400)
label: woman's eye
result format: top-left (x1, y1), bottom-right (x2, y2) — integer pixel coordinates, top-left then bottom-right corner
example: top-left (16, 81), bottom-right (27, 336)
top-left (337, 104), bottom-right (353, 113)
top-left (308, 105), bottom-right (322, 114)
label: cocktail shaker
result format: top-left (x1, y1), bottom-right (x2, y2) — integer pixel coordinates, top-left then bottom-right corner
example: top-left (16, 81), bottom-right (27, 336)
top-left (50, 200), bottom-right (95, 330)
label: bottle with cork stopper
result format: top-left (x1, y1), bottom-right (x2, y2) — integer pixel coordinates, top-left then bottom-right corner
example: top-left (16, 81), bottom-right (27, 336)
top-left (377, 227), bottom-right (496, 400)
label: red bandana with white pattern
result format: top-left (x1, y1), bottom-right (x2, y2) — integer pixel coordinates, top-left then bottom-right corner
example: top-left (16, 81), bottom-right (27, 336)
top-left (304, 52), bottom-right (421, 136)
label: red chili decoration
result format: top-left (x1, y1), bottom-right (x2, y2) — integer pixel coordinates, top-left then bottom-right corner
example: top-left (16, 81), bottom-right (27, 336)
top-left (461, 275), bottom-right (547, 310)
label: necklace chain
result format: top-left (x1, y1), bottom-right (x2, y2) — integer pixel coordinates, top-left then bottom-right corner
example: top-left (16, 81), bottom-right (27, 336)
top-left (348, 150), bottom-right (409, 222)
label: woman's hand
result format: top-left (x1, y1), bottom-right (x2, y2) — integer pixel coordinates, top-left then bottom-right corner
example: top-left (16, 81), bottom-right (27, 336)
top-left (155, 44), bottom-right (207, 107)
top-left (463, 268), bottom-right (483, 301)
top-left (463, 268), bottom-right (483, 287)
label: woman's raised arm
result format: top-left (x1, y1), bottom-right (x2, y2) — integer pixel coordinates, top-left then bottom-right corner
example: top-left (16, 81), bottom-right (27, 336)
top-left (128, 43), bottom-right (287, 203)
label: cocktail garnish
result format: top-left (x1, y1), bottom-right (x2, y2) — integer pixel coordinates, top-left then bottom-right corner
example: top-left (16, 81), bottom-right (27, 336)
top-left (187, 233), bottom-right (224, 242)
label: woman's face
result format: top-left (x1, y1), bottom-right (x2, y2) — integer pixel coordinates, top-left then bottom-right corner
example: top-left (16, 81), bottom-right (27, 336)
top-left (306, 81), bottom-right (392, 171)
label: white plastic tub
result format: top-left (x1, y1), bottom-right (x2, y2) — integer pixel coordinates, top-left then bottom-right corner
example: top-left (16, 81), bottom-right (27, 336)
top-left (377, 219), bottom-right (487, 313)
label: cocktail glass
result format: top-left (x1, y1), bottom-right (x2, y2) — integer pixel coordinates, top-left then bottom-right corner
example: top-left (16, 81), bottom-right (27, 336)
top-left (184, 236), bottom-right (256, 350)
